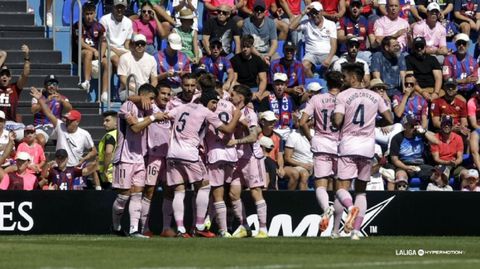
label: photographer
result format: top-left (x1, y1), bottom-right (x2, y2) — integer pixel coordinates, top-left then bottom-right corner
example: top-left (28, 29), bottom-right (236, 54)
top-left (389, 114), bottom-right (439, 190)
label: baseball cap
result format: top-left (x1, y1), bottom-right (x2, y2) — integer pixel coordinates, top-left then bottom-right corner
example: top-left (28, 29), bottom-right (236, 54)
top-left (369, 78), bottom-right (387, 89)
top-left (310, 1), bottom-right (323, 11)
top-left (444, 77), bottom-right (457, 87)
top-left (401, 114), bottom-right (418, 126)
top-left (0, 66), bottom-right (10, 76)
top-left (440, 115), bottom-right (453, 126)
top-left (466, 169), bottom-right (479, 179)
top-left (350, 0), bottom-right (363, 6)
top-left (168, 33), bottom-right (182, 51)
top-left (273, 73), bottom-right (288, 82)
top-left (259, 136), bottom-right (274, 149)
top-left (413, 36), bottom-right (426, 47)
top-left (433, 165), bottom-right (451, 181)
top-left (427, 2), bottom-right (441, 12)
top-left (283, 41), bottom-right (295, 50)
top-left (253, 0), bottom-right (266, 9)
top-left (44, 74), bottom-right (59, 85)
top-left (16, 152), bottom-right (31, 161)
top-left (113, 0), bottom-right (127, 7)
top-left (0, 111), bottom-right (5, 120)
top-left (260, 111), bottom-right (278, 122)
top-left (64, 110), bottom-right (82, 122)
top-left (454, 33), bottom-right (470, 43)
top-left (132, 34), bottom-right (147, 43)
top-left (55, 149), bottom-right (68, 158)
top-left (24, 124), bottom-right (35, 132)
top-left (347, 37), bottom-right (360, 46)
top-left (307, 82), bottom-right (322, 92)
top-left (209, 38), bottom-right (222, 47)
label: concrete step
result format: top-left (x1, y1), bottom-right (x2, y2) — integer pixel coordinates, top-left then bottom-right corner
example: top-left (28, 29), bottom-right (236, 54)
top-left (0, 25), bottom-right (44, 37)
top-left (18, 101), bottom-right (101, 114)
top-left (21, 113), bottom-right (104, 126)
top-left (15, 75), bottom-right (80, 88)
top-left (4, 50), bottom-right (61, 64)
top-left (19, 88), bottom-right (91, 102)
top-left (0, 37), bottom-right (52, 50)
top-left (0, 13), bottom-right (34, 26)
top-left (0, 1), bottom-right (26, 13)
top-left (7, 63), bottom-right (71, 75)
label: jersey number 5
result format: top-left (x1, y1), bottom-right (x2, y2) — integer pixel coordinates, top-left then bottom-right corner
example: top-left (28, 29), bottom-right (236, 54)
top-left (176, 112), bottom-right (190, 132)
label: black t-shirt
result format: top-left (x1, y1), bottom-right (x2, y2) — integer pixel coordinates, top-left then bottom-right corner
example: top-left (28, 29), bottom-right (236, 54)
top-left (230, 54), bottom-right (268, 88)
top-left (405, 54), bottom-right (441, 88)
top-left (203, 18), bottom-right (241, 54)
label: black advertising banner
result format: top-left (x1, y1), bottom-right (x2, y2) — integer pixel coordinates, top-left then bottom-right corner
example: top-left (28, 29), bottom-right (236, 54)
top-left (1, 191), bottom-right (479, 236)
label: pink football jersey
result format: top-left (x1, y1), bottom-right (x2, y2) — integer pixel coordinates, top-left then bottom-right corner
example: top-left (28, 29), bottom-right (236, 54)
top-left (234, 107), bottom-right (264, 160)
top-left (147, 103), bottom-right (171, 158)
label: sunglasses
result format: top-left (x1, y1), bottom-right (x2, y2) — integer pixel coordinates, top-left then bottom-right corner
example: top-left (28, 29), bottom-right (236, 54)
top-left (210, 44), bottom-right (222, 49)
top-left (285, 48), bottom-right (295, 53)
top-left (46, 81), bottom-right (58, 86)
top-left (254, 7), bottom-right (265, 13)
top-left (135, 41), bottom-right (147, 47)
top-left (308, 11), bottom-right (319, 17)
top-left (218, 10), bottom-right (230, 16)
top-left (456, 40), bottom-right (468, 47)
top-left (405, 82), bottom-right (414, 87)
top-left (416, 45), bottom-right (425, 50)
top-left (348, 43), bottom-right (359, 49)
top-left (142, 10), bottom-right (153, 15)
top-left (397, 184), bottom-right (408, 190)
top-left (373, 87), bottom-right (385, 91)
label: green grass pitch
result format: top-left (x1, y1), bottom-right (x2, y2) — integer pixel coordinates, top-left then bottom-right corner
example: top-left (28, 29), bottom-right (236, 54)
top-left (0, 236), bottom-right (479, 269)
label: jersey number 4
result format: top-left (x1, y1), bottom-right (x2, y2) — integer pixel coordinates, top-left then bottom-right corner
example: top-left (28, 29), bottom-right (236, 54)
top-left (352, 104), bottom-right (365, 127)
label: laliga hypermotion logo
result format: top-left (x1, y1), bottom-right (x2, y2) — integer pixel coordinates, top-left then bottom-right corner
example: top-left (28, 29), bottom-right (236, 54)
top-left (245, 196), bottom-right (395, 237)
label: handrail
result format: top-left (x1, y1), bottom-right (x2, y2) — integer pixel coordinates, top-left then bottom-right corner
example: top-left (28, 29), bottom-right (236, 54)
top-left (104, 30), bottom-right (112, 110)
top-left (126, 73), bottom-right (138, 99)
top-left (70, 0), bottom-right (83, 83)
top-left (51, 0), bottom-right (56, 49)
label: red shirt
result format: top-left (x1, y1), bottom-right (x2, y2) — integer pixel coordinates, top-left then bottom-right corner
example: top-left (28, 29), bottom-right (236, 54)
top-left (320, 0), bottom-right (340, 15)
top-left (430, 132), bottom-right (464, 162)
top-left (0, 83), bottom-right (21, 122)
top-left (431, 96), bottom-right (467, 125)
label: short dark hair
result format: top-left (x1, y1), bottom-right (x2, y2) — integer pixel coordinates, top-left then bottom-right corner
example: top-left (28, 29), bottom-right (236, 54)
top-left (156, 81), bottom-right (172, 91)
top-left (197, 73), bottom-right (217, 92)
top-left (404, 73), bottom-right (415, 80)
top-left (83, 2), bottom-right (96, 12)
top-left (233, 84), bottom-right (252, 105)
top-left (138, 83), bottom-right (158, 96)
top-left (342, 63), bottom-right (365, 82)
top-left (102, 110), bottom-right (117, 118)
top-left (381, 36), bottom-right (395, 51)
top-left (324, 71), bottom-right (344, 90)
top-left (181, 72), bottom-right (197, 82)
top-left (241, 34), bottom-right (255, 47)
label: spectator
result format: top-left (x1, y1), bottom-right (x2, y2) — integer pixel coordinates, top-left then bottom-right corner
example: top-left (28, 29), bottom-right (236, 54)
top-left (467, 87), bottom-right (480, 129)
top-left (173, 9), bottom-right (201, 64)
top-left (137, 0), bottom-right (175, 27)
top-left (314, 0), bottom-right (346, 22)
top-left (454, 0), bottom-right (480, 35)
top-left (230, 35), bottom-right (268, 100)
top-left (132, 1), bottom-right (169, 55)
top-left (156, 33), bottom-right (192, 93)
top-left (204, 0), bottom-right (245, 19)
top-left (332, 37), bottom-right (371, 86)
top-left (241, 0), bottom-right (289, 41)
top-left (405, 36), bottom-right (443, 101)
top-left (0, 111), bottom-right (12, 160)
top-left (0, 50), bottom-right (6, 67)
top-left (16, 125), bottom-right (45, 176)
top-left (461, 169), bottom-right (480, 191)
top-left (337, 0), bottom-right (372, 64)
top-left (100, 0), bottom-right (133, 103)
top-left (412, 2), bottom-right (448, 63)
top-left (202, 4), bottom-right (242, 56)
top-left (269, 41), bottom-right (305, 91)
top-left (417, 0), bottom-right (454, 20)
top-left (198, 39), bottom-right (235, 91)
top-left (470, 128), bottom-right (480, 172)
top-left (443, 33), bottom-right (478, 98)
top-left (289, 2), bottom-right (338, 78)
top-left (258, 111), bottom-right (285, 189)
top-left (367, 144), bottom-right (387, 191)
top-left (117, 34), bottom-right (158, 100)
top-left (0, 152), bottom-right (41, 191)
top-left (277, 0), bottom-right (303, 45)
top-left (371, 36), bottom-right (406, 97)
top-left (31, 75), bottom-right (73, 147)
top-left (377, 0), bottom-right (421, 22)
top-left (373, 0), bottom-right (410, 51)
top-left (426, 165), bottom-right (453, 191)
top-left (394, 177), bottom-right (409, 191)
top-left (74, 2), bottom-right (105, 92)
top-left (0, 45), bottom-right (30, 140)
top-left (392, 74), bottom-right (429, 128)
top-left (259, 135), bottom-right (278, 189)
top-left (173, 0), bottom-right (198, 31)
top-left (98, 111), bottom-right (118, 190)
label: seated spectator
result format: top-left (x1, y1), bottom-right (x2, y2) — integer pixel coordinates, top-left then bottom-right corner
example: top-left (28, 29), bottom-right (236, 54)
top-left (202, 4), bottom-right (241, 56)
top-left (390, 114), bottom-right (438, 190)
top-left (316, 0), bottom-right (346, 22)
top-left (337, 0), bottom-right (372, 64)
top-left (417, 0), bottom-right (454, 20)
top-left (258, 135), bottom-right (277, 189)
top-left (173, 0), bottom-right (198, 31)
top-left (0, 45), bottom-right (30, 140)
top-left (132, 1), bottom-right (169, 55)
top-left (230, 35), bottom-right (268, 100)
top-left (156, 33), bottom-right (192, 93)
top-left (371, 36), bottom-right (406, 97)
top-left (240, 0), bottom-right (289, 41)
top-left (406, 36), bottom-right (443, 101)
top-left (412, 2), bottom-right (448, 63)
top-left (198, 39), bottom-right (235, 91)
top-left (117, 34), bottom-right (158, 100)
top-left (173, 9), bottom-right (201, 64)
top-left (453, 0), bottom-right (480, 35)
top-left (426, 165), bottom-right (453, 191)
top-left (392, 74), bottom-right (429, 128)
top-left (258, 111), bottom-right (285, 188)
top-left (460, 169), bottom-right (480, 191)
top-left (31, 75), bottom-right (73, 147)
top-left (100, 0), bottom-right (133, 103)
top-left (136, 0), bottom-right (175, 27)
top-left (16, 125), bottom-right (45, 176)
top-left (467, 89), bottom-right (480, 129)
top-left (367, 144), bottom-right (387, 191)
top-left (289, 2), bottom-right (338, 77)
top-left (394, 177), bottom-right (409, 191)
top-left (377, 0), bottom-right (421, 22)
top-left (0, 152), bottom-right (42, 190)
top-left (373, 0), bottom-right (410, 51)
top-left (74, 2), bottom-right (105, 92)
top-left (332, 37), bottom-right (370, 86)
top-left (98, 111), bottom-right (117, 190)
top-left (443, 33), bottom-right (478, 99)
top-left (204, 0), bottom-right (245, 20)
top-left (269, 41), bottom-right (305, 91)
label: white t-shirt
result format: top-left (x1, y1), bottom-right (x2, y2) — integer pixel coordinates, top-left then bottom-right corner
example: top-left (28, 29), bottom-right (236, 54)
top-left (426, 183), bottom-right (453, 191)
top-left (298, 18), bottom-right (337, 55)
top-left (100, 13), bottom-right (133, 49)
top-left (332, 57), bottom-right (370, 75)
top-left (117, 51), bottom-right (158, 89)
top-left (285, 129), bottom-right (314, 165)
top-left (55, 120), bottom-right (95, 167)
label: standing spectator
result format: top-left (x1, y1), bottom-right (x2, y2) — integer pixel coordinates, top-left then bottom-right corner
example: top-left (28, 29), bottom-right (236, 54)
top-left (156, 33), bottom-right (192, 93)
top-left (454, 0), bottom-right (480, 35)
top-left (426, 165), bottom-right (453, 191)
top-left (405, 36), bottom-right (443, 101)
top-left (100, 0), bottom-right (133, 103)
top-left (75, 2), bottom-right (106, 92)
top-left (0, 45), bottom-right (30, 140)
top-left (373, 0), bottom-right (410, 51)
top-left (98, 111), bottom-right (117, 190)
top-left (289, 2), bottom-right (338, 78)
top-left (198, 39), bottom-right (235, 91)
top-left (412, 2), bottom-right (448, 63)
top-left (16, 125), bottom-right (45, 176)
top-left (392, 74), bottom-right (429, 128)
top-left (371, 36), bottom-right (407, 97)
top-left (202, 4), bottom-right (242, 56)
top-left (173, 9), bottom-right (201, 64)
top-left (332, 37), bottom-right (371, 86)
top-left (0, 152), bottom-right (40, 191)
top-left (132, 1), bottom-right (169, 55)
top-left (31, 75), bottom-right (73, 147)
top-left (443, 33), bottom-right (478, 98)
top-left (269, 41), bottom-right (305, 90)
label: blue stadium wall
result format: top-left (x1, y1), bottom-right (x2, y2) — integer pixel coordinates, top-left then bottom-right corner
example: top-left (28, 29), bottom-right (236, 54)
top-left (0, 191), bottom-right (479, 236)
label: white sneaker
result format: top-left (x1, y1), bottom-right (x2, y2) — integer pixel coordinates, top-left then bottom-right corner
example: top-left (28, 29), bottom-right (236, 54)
top-left (46, 12), bottom-right (53, 27)
top-left (351, 230), bottom-right (361, 240)
top-left (79, 80), bottom-right (90, 92)
top-left (101, 92), bottom-right (108, 103)
top-left (330, 232), bottom-right (340, 239)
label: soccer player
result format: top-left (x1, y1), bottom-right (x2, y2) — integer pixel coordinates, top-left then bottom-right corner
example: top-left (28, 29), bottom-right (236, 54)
top-left (111, 84), bottom-right (167, 238)
top-left (167, 90), bottom-right (241, 237)
top-left (167, 73), bottom-right (198, 109)
top-left (299, 71), bottom-right (344, 234)
top-left (333, 63), bottom-right (393, 240)
top-left (227, 84), bottom-right (269, 238)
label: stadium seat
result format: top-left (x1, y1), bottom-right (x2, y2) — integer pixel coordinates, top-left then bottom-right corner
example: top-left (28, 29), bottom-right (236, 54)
top-left (277, 40), bottom-right (285, 58)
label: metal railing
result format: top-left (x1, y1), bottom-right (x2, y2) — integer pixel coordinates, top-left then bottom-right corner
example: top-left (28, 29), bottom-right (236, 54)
top-left (51, 0), bottom-right (56, 49)
top-left (70, 0), bottom-right (83, 83)
top-left (104, 30), bottom-right (112, 110)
